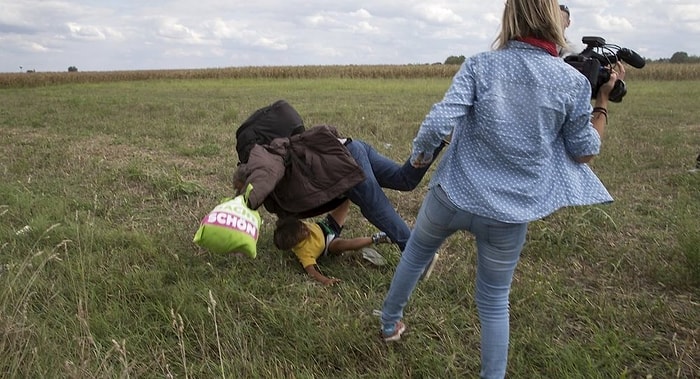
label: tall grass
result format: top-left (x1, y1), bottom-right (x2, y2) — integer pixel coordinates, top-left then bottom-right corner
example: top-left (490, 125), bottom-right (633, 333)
top-left (0, 75), bottom-right (698, 378)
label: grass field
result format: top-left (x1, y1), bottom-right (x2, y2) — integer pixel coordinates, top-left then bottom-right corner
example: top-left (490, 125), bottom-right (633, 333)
top-left (1, 70), bottom-right (698, 378)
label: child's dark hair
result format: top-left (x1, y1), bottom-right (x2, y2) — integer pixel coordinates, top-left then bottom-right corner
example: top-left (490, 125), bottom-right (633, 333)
top-left (273, 217), bottom-right (306, 250)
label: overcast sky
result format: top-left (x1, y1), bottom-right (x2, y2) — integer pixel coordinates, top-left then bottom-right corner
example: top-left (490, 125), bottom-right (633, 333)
top-left (1, 0), bottom-right (698, 73)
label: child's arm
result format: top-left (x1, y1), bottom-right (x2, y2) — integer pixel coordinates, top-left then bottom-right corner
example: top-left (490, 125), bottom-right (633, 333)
top-left (304, 264), bottom-right (341, 286)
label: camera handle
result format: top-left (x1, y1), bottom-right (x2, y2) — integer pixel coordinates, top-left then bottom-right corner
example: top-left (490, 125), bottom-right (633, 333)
top-left (609, 79), bottom-right (626, 103)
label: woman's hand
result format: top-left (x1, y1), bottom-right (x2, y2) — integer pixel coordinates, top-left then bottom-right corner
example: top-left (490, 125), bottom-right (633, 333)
top-left (598, 62), bottom-right (626, 99)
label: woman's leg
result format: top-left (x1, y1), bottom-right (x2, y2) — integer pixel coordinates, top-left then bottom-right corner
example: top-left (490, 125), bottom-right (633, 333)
top-left (468, 216), bottom-right (527, 379)
top-left (381, 186), bottom-right (463, 330)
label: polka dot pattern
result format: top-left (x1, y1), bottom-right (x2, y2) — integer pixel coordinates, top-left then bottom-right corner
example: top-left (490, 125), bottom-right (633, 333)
top-left (412, 41), bottom-right (613, 223)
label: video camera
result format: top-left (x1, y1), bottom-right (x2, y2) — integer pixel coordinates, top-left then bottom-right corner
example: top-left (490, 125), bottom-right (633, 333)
top-left (564, 36), bottom-right (645, 102)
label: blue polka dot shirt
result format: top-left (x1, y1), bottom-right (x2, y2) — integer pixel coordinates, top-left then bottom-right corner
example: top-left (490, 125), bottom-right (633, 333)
top-left (412, 40), bottom-right (613, 223)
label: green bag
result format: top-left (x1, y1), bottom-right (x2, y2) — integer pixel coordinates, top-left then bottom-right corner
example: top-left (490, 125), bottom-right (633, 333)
top-left (193, 185), bottom-right (262, 258)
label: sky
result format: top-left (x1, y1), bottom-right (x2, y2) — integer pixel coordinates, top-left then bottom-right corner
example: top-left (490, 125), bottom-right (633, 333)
top-left (1, 0), bottom-right (699, 73)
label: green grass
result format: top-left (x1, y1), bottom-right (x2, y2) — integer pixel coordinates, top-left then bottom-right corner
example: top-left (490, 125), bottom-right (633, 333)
top-left (1, 78), bottom-right (698, 378)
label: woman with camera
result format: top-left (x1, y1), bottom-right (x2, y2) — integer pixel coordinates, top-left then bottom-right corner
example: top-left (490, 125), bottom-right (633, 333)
top-left (378, 1), bottom-right (625, 378)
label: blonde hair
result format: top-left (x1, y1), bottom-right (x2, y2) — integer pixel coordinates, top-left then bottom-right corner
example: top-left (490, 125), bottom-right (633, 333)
top-left (493, 0), bottom-right (567, 49)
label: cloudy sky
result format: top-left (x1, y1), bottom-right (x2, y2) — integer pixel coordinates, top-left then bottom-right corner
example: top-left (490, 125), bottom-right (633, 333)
top-left (1, 0), bottom-right (698, 73)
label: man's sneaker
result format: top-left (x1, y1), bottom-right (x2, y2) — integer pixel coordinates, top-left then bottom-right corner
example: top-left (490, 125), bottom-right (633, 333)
top-left (381, 321), bottom-right (406, 342)
top-left (371, 232), bottom-right (392, 245)
top-left (361, 247), bottom-right (387, 266)
top-left (420, 253), bottom-right (439, 281)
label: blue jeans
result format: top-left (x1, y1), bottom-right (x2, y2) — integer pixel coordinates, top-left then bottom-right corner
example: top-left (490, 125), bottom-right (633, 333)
top-left (381, 185), bottom-right (527, 379)
top-left (344, 140), bottom-right (436, 250)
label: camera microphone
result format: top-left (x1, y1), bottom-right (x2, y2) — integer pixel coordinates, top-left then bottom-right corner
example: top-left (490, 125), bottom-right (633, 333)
top-left (617, 48), bottom-right (646, 69)
top-left (566, 36), bottom-right (645, 102)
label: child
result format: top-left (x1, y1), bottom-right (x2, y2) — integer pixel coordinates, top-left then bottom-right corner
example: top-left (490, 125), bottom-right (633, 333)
top-left (273, 199), bottom-right (391, 286)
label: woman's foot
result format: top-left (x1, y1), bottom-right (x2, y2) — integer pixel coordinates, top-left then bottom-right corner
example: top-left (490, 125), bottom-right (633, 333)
top-left (382, 321), bottom-right (406, 342)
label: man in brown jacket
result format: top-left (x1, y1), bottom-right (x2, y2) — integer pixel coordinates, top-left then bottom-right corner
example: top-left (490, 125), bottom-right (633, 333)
top-left (236, 124), bottom-right (444, 251)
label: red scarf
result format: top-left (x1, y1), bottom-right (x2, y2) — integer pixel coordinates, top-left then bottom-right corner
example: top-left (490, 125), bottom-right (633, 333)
top-left (517, 37), bottom-right (558, 57)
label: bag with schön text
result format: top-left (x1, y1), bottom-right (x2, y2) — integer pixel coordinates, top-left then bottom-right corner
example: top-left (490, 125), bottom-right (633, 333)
top-left (193, 185), bottom-right (262, 258)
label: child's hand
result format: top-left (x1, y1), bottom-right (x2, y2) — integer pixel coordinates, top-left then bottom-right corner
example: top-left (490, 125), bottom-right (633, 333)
top-left (305, 264), bottom-right (340, 286)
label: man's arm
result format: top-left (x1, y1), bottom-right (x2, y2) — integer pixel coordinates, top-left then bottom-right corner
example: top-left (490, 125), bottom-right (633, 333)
top-left (244, 145), bottom-right (286, 209)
